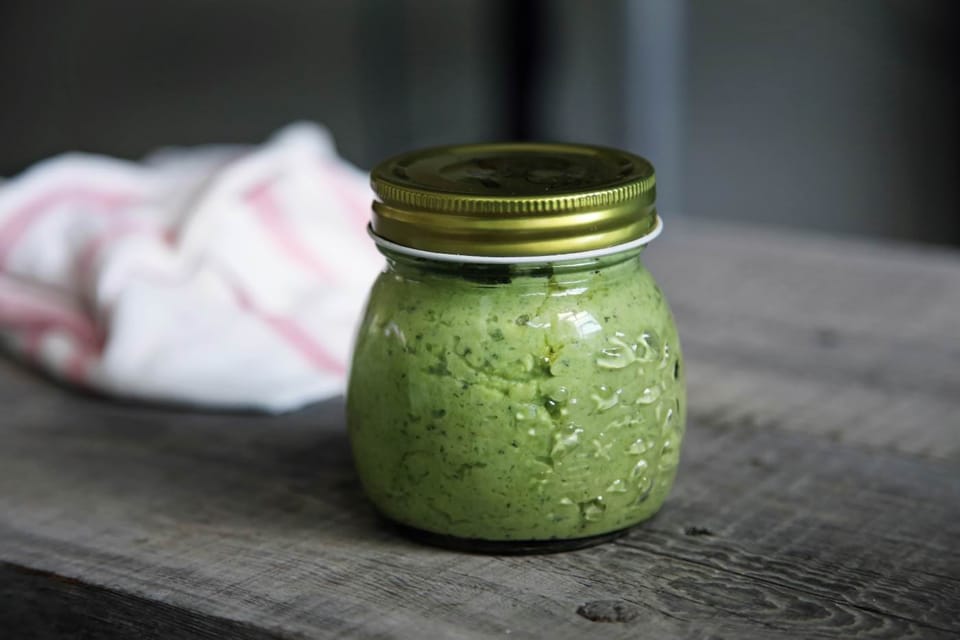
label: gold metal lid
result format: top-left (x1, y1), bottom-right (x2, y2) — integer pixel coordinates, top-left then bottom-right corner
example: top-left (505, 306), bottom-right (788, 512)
top-left (369, 142), bottom-right (657, 258)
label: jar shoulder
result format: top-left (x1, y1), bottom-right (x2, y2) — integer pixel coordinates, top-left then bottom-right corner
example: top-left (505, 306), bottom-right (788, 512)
top-left (352, 258), bottom-right (682, 394)
top-left (361, 259), bottom-right (676, 332)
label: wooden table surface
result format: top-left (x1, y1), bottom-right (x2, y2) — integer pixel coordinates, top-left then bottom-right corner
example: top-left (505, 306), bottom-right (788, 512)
top-left (2, 219), bottom-right (959, 639)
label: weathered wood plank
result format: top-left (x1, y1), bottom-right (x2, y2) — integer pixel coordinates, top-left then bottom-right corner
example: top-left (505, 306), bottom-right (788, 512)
top-left (0, 563), bottom-right (284, 640)
top-left (1, 366), bottom-right (957, 639)
top-left (2, 220), bottom-right (960, 638)
top-left (647, 219), bottom-right (960, 459)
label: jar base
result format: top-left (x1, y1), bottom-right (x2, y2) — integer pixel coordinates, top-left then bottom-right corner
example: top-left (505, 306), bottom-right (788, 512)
top-left (387, 520), bottom-right (632, 555)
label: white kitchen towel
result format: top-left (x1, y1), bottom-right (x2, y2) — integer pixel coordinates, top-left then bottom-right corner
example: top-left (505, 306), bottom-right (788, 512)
top-left (0, 123), bottom-right (383, 412)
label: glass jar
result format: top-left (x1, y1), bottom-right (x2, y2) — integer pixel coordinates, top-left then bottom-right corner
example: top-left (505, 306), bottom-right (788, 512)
top-left (347, 143), bottom-right (685, 552)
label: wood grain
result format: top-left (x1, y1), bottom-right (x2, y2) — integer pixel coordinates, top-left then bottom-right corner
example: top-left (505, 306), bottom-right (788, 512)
top-left (1, 371), bottom-right (958, 639)
top-left (0, 563), bottom-right (283, 640)
top-left (2, 219), bottom-right (959, 639)
top-left (648, 219), bottom-right (960, 460)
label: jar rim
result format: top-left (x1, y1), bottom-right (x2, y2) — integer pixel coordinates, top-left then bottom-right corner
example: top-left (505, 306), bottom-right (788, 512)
top-left (369, 215), bottom-right (663, 265)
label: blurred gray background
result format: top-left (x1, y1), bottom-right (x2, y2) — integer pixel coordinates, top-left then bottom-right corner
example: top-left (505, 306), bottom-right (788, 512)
top-left (1, 0), bottom-right (956, 244)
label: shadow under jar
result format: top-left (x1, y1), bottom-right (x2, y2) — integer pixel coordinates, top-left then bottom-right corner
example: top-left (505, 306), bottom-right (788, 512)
top-left (347, 143), bottom-right (685, 553)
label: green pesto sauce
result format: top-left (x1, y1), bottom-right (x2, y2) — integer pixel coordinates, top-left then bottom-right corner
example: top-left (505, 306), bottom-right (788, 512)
top-left (347, 251), bottom-right (685, 541)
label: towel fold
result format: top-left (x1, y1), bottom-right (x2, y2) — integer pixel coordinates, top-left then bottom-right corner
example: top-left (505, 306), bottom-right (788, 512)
top-left (0, 123), bottom-right (382, 412)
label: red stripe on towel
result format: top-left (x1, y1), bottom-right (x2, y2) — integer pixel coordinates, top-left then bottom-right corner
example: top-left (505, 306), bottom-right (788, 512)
top-left (246, 180), bottom-right (339, 283)
top-left (0, 187), bottom-right (138, 267)
top-left (230, 285), bottom-right (345, 376)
